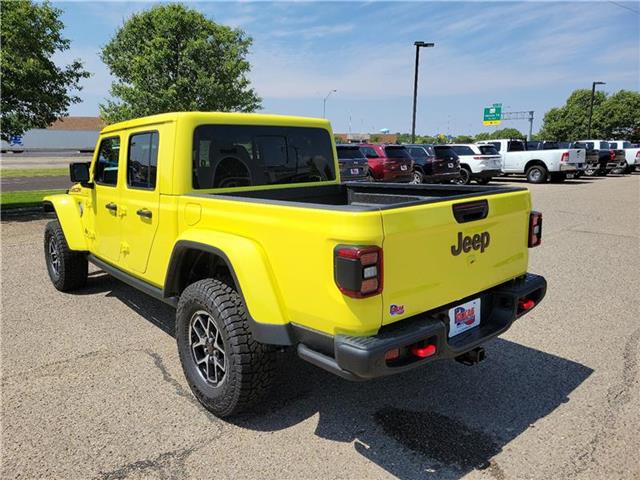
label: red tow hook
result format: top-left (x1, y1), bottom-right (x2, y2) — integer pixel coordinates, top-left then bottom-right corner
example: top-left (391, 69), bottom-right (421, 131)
top-left (411, 343), bottom-right (437, 358)
top-left (518, 298), bottom-right (536, 311)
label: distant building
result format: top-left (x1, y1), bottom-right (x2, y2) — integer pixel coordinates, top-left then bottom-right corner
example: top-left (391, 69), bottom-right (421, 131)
top-left (1, 116), bottom-right (103, 152)
top-left (335, 133), bottom-right (398, 144)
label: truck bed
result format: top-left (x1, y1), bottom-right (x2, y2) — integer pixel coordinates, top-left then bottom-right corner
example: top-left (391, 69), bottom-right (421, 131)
top-left (195, 183), bottom-right (526, 211)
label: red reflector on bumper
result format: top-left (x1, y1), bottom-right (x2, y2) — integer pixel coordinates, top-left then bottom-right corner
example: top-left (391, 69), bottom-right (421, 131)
top-left (518, 298), bottom-right (535, 311)
top-left (410, 344), bottom-right (437, 358)
top-left (384, 348), bottom-right (400, 362)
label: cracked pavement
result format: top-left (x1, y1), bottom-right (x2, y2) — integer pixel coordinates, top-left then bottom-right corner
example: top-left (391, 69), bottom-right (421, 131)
top-left (1, 174), bottom-right (639, 479)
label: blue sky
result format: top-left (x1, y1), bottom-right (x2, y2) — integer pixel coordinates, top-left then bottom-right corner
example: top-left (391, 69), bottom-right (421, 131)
top-left (55, 1), bottom-right (640, 135)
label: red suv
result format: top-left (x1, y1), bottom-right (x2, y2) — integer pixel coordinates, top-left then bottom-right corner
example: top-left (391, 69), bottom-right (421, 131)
top-left (358, 144), bottom-right (414, 182)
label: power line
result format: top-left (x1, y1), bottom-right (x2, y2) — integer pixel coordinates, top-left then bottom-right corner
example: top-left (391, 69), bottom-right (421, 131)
top-left (608, 1), bottom-right (640, 15)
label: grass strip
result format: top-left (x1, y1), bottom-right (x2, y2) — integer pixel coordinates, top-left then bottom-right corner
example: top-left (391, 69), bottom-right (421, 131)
top-left (1, 167), bottom-right (69, 178)
top-left (0, 189), bottom-right (65, 210)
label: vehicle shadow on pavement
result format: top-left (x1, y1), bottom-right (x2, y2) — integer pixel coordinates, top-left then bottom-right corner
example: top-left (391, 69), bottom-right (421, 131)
top-left (78, 273), bottom-right (593, 480)
top-left (491, 177), bottom-right (597, 185)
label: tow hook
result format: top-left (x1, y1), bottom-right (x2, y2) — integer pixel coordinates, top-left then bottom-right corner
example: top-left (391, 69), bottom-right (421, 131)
top-left (455, 347), bottom-right (486, 366)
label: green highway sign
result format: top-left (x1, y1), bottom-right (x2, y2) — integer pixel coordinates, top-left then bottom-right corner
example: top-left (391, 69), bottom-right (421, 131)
top-left (483, 103), bottom-right (502, 126)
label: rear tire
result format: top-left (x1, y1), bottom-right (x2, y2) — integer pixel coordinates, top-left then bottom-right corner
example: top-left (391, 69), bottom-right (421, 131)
top-left (410, 170), bottom-right (424, 184)
top-left (176, 279), bottom-right (275, 417)
top-left (44, 220), bottom-right (88, 292)
top-left (455, 167), bottom-right (471, 185)
top-left (526, 165), bottom-right (548, 183)
top-left (476, 177), bottom-right (491, 185)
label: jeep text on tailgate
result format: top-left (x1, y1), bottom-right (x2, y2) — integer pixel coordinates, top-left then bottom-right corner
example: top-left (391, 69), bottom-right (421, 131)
top-left (43, 112), bottom-right (547, 417)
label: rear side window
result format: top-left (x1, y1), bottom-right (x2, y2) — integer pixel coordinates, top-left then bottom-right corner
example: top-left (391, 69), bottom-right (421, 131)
top-left (408, 147), bottom-right (428, 158)
top-left (526, 142), bottom-right (540, 150)
top-left (193, 125), bottom-right (335, 189)
top-left (478, 145), bottom-right (499, 155)
top-left (575, 142), bottom-right (594, 150)
top-left (336, 146), bottom-right (365, 159)
top-left (599, 141), bottom-right (610, 150)
top-left (360, 146), bottom-right (379, 158)
top-left (94, 136), bottom-right (120, 186)
top-left (384, 146), bottom-right (411, 159)
top-left (127, 131), bottom-right (159, 189)
top-left (451, 145), bottom-right (474, 156)
top-left (507, 141), bottom-right (525, 152)
top-left (543, 142), bottom-right (558, 150)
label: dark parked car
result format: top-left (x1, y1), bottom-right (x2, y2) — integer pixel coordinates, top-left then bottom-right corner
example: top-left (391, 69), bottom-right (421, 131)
top-left (573, 141), bottom-right (623, 176)
top-left (405, 144), bottom-right (461, 183)
top-left (357, 144), bottom-right (414, 182)
top-left (335, 144), bottom-right (369, 182)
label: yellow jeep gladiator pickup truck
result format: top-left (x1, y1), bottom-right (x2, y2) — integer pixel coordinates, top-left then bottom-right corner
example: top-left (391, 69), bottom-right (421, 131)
top-left (43, 112), bottom-right (546, 417)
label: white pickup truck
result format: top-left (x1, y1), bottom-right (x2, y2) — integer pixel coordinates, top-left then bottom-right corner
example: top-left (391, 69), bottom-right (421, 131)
top-left (477, 139), bottom-right (585, 183)
top-left (607, 140), bottom-right (640, 174)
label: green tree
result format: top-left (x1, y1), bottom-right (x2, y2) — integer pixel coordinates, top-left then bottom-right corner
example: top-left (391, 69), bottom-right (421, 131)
top-left (100, 3), bottom-right (261, 124)
top-left (0, 0), bottom-right (89, 141)
top-left (538, 89), bottom-right (607, 140)
top-left (474, 132), bottom-right (492, 141)
top-left (435, 133), bottom-right (448, 144)
top-left (453, 135), bottom-right (474, 143)
top-left (490, 128), bottom-right (524, 140)
top-left (598, 90), bottom-right (640, 142)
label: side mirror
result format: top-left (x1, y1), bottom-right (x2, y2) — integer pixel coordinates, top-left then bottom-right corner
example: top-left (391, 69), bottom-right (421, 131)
top-left (69, 162), bottom-right (92, 187)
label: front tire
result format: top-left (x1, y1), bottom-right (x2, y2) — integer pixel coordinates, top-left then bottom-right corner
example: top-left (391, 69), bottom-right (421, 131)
top-left (44, 220), bottom-right (88, 291)
top-left (176, 279), bottom-right (275, 417)
top-left (526, 165), bottom-right (548, 183)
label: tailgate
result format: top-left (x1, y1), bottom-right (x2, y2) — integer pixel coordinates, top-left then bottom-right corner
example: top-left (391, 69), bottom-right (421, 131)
top-left (380, 190), bottom-right (531, 325)
top-left (568, 148), bottom-right (585, 164)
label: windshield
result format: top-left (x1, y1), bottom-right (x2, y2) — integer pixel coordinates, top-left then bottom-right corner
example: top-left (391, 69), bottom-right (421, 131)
top-left (192, 125), bottom-right (335, 189)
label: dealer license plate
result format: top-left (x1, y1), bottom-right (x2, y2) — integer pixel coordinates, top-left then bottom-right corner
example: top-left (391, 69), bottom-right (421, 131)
top-left (448, 298), bottom-right (481, 338)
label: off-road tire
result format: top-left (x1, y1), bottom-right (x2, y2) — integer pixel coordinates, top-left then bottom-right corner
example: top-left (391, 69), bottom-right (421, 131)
top-left (176, 278), bottom-right (275, 417)
top-left (526, 165), bottom-right (548, 183)
top-left (44, 220), bottom-right (88, 291)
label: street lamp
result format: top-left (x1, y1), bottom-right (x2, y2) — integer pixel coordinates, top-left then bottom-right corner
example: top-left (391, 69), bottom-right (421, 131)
top-left (411, 41), bottom-right (435, 143)
top-left (587, 81), bottom-right (605, 138)
top-left (323, 89), bottom-right (337, 118)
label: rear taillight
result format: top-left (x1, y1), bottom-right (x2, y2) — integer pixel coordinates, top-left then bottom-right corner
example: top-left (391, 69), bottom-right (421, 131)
top-left (609, 150), bottom-right (615, 161)
top-left (636, 151), bottom-right (640, 159)
top-left (334, 245), bottom-right (383, 298)
top-left (529, 211), bottom-right (542, 247)
top-left (560, 151), bottom-right (569, 163)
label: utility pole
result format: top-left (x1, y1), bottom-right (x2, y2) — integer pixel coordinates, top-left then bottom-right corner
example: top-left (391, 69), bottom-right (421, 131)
top-left (411, 41), bottom-right (434, 143)
top-left (587, 81), bottom-right (605, 138)
top-left (323, 89), bottom-right (336, 118)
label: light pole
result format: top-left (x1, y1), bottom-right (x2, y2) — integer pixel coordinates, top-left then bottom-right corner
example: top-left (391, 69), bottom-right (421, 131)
top-left (323, 89), bottom-right (336, 118)
top-left (587, 81), bottom-right (605, 138)
top-left (411, 41), bottom-right (435, 143)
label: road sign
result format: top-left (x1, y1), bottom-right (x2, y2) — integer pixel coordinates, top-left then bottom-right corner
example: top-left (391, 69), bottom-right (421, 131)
top-left (483, 103), bottom-right (502, 126)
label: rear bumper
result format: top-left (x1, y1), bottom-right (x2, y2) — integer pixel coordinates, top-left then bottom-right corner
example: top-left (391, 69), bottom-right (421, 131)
top-left (298, 273), bottom-right (547, 380)
top-left (471, 169), bottom-right (501, 179)
top-left (423, 171), bottom-right (461, 183)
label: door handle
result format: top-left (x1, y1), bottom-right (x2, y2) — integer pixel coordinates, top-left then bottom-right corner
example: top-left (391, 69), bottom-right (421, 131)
top-left (136, 208), bottom-right (152, 219)
top-left (105, 202), bottom-right (117, 212)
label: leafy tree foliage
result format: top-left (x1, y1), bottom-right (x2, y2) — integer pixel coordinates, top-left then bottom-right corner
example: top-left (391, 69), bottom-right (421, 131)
top-left (0, 0), bottom-right (89, 141)
top-left (598, 90), bottom-right (640, 142)
top-left (538, 89), bottom-right (639, 141)
top-left (489, 127), bottom-right (524, 139)
top-left (100, 4), bottom-right (261, 123)
top-left (453, 135), bottom-right (474, 143)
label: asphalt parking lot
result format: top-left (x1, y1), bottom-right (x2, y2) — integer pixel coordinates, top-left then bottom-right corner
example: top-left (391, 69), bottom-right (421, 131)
top-left (1, 174), bottom-right (639, 479)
